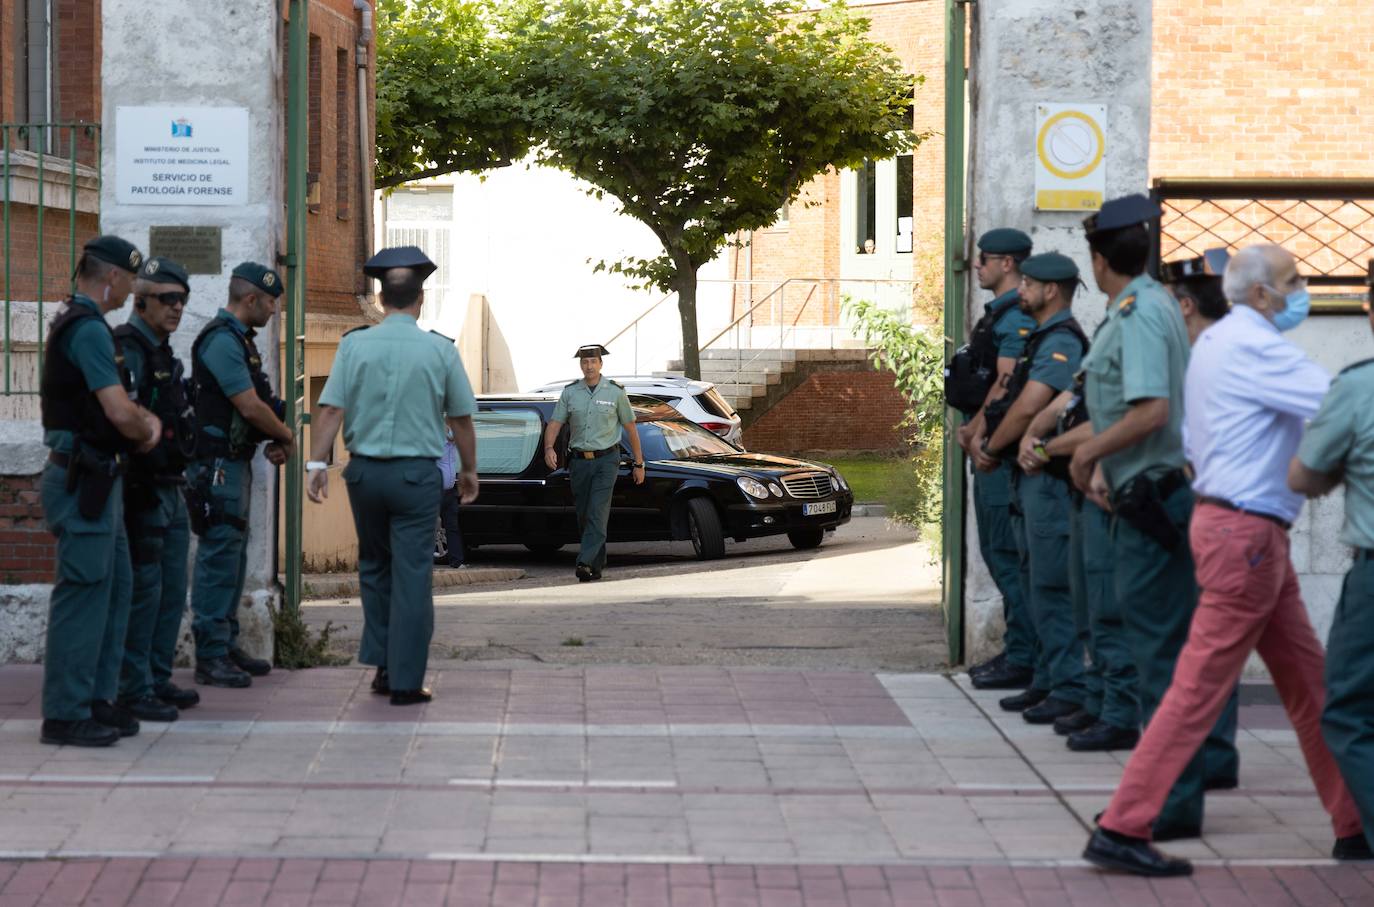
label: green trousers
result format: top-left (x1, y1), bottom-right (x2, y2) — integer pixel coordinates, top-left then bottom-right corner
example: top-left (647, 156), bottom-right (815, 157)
top-left (1112, 481), bottom-right (1239, 833)
top-left (189, 458), bottom-right (252, 660)
top-left (571, 455), bottom-right (618, 572)
top-left (344, 456), bottom-right (441, 691)
top-left (1322, 556), bottom-right (1374, 851)
top-left (120, 484), bottom-right (190, 699)
top-left (974, 463), bottom-right (1036, 670)
top-left (1014, 472), bottom-right (1086, 705)
top-left (40, 462), bottom-right (133, 721)
top-left (1070, 498), bottom-right (1140, 729)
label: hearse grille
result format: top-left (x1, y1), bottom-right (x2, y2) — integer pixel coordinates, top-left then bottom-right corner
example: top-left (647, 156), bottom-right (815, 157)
top-left (782, 473), bottom-right (831, 499)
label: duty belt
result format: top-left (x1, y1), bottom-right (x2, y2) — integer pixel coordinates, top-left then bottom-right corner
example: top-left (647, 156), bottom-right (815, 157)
top-left (1154, 468), bottom-right (1189, 501)
top-left (48, 450), bottom-right (128, 475)
top-left (569, 446), bottom-right (618, 460)
top-left (1196, 495), bottom-right (1293, 532)
top-left (1355, 549), bottom-right (1374, 562)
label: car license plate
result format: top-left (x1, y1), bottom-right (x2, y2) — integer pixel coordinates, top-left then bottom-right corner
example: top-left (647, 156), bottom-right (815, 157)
top-left (803, 501), bottom-right (837, 516)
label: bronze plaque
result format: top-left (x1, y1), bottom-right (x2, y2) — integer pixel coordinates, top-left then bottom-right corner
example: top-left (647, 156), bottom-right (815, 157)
top-left (148, 226), bottom-right (222, 275)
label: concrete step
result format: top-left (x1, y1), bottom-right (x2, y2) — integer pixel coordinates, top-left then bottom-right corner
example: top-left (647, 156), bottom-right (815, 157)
top-left (725, 396), bottom-right (753, 411)
top-left (701, 348), bottom-right (797, 362)
top-left (697, 369), bottom-right (782, 387)
top-left (712, 383), bottom-right (767, 399)
top-left (794, 347), bottom-right (873, 362)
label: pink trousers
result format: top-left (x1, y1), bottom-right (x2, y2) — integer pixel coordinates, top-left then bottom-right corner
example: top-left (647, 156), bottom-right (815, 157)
top-left (1099, 503), bottom-right (1362, 840)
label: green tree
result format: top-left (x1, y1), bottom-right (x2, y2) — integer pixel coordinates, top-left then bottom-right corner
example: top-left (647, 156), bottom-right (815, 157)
top-left (376, 0), bottom-right (920, 379)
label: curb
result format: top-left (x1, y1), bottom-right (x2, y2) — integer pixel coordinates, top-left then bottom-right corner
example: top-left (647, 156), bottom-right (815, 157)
top-left (296, 567), bottom-right (525, 601)
top-left (851, 503), bottom-right (888, 518)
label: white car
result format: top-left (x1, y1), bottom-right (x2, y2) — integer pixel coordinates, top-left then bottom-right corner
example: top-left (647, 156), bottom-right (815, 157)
top-left (528, 375), bottom-right (745, 448)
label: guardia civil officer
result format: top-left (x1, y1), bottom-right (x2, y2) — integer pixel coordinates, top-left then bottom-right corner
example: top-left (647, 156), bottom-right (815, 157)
top-left (188, 263), bottom-right (294, 687)
top-left (948, 228), bottom-right (1040, 691)
top-left (115, 257), bottom-right (199, 721)
top-left (39, 235), bottom-right (161, 747)
top-left (1294, 262), bottom-right (1374, 861)
top-left (1162, 248), bottom-right (1230, 345)
top-left (306, 246), bottom-right (478, 705)
top-left (1068, 194), bottom-right (1237, 843)
top-left (542, 345), bottom-right (646, 581)
top-left (976, 252), bottom-right (1090, 725)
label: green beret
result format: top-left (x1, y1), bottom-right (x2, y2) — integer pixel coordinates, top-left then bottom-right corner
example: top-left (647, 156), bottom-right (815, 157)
top-left (231, 261), bottom-right (284, 298)
top-left (1021, 252), bottom-right (1079, 282)
top-left (977, 228), bottom-right (1032, 256)
top-left (83, 235), bottom-right (143, 274)
top-left (139, 257), bottom-right (190, 293)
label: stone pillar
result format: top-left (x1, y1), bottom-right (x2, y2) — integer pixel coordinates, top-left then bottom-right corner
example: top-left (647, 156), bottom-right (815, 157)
top-left (99, 1), bottom-right (288, 658)
top-left (961, 0), bottom-right (1152, 662)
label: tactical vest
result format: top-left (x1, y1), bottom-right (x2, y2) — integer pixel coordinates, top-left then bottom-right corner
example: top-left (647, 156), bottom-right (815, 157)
top-left (944, 293), bottom-right (1025, 416)
top-left (982, 317), bottom-right (1090, 458)
top-left (1042, 372), bottom-right (1090, 483)
top-left (191, 316), bottom-right (277, 460)
top-left (40, 301), bottom-right (138, 455)
top-left (114, 322), bottom-right (196, 479)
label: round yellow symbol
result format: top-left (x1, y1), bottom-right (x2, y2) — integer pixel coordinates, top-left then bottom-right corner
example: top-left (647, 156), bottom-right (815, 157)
top-left (1037, 110), bottom-right (1105, 181)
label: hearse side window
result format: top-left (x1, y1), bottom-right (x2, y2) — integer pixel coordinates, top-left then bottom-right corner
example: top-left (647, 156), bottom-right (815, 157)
top-left (472, 409), bottom-right (543, 474)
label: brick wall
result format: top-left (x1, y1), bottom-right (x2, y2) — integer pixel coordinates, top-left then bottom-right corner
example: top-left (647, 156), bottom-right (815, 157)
top-left (0, 474), bottom-right (54, 584)
top-left (743, 369), bottom-right (908, 453)
top-left (1, 206), bottom-right (100, 303)
top-left (1152, 1), bottom-right (1374, 179)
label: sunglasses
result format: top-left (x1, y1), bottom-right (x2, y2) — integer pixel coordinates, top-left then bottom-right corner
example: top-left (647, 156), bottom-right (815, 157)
top-left (141, 291), bottom-right (188, 308)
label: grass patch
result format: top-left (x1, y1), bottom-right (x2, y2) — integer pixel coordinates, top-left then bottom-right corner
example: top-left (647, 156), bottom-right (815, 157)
top-left (561, 637), bottom-right (585, 647)
top-left (272, 605), bottom-right (351, 669)
top-left (827, 455), bottom-right (914, 507)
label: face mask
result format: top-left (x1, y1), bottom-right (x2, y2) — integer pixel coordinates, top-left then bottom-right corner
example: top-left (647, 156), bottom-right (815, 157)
top-left (1269, 286), bottom-right (1310, 332)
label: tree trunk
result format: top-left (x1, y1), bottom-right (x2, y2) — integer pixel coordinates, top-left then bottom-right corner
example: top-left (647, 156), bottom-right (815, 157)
top-left (675, 258), bottom-right (701, 380)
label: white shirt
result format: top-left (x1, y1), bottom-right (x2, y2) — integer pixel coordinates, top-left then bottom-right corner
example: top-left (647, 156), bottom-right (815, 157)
top-left (1184, 305), bottom-right (1330, 523)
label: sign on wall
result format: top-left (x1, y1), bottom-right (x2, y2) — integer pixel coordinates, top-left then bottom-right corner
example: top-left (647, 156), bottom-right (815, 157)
top-left (1034, 103), bottom-right (1106, 212)
top-left (115, 106), bottom-right (249, 206)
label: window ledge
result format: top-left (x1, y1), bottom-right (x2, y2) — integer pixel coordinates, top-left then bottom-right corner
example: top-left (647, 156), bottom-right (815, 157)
top-left (0, 151), bottom-right (100, 214)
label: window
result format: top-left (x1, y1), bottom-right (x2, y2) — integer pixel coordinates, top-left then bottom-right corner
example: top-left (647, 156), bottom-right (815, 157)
top-left (307, 34), bottom-right (322, 212)
top-left (895, 154), bottom-right (913, 254)
top-left (14, 0), bottom-right (53, 149)
top-left (335, 49), bottom-right (351, 219)
top-left (697, 388), bottom-right (737, 420)
top-left (385, 187), bottom-right (454, 322)
top-left (854, 159), bottom-right (876, 254)
top-left (472, 409), bottom-right (543, 474)
top-left (775, 200), bottom-right (790, 228)
top-left (652, 420), bottom-right (737, 459)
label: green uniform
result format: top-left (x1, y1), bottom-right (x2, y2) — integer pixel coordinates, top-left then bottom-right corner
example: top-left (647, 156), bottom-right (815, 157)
top-left (1009, 310), bottom-right (1088, 706)
top-left (1068, 498), bottom-right (1139, 729)
top-left (116, 316), bottom-right (191, 700)
top-left (1082, 275), bottom-right (1238, 832)
top-left (318, 313), bottom-right (476, 691)
top-left (974, 290), bottom-right (1040, 672)
top-left (188, 310), bottom-right (260, 661)
top-left (553, 378), bottom-right (635, 573)
top-left (1304, 358), bottom-right (1374, 850)
top-left (39, 295), bottom-right (135, 721)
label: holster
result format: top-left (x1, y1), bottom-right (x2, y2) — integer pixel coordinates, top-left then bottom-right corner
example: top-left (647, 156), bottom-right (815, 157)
top-left (1112, 472), bottom-right (1184, 552)
top-left (69, 440), bottom-right (127, 520)
top-left (182, 478), bottom-right (247, 538)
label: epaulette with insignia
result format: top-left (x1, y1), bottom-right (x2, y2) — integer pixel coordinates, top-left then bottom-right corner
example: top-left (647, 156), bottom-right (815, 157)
top-left (1337, 356), bottom-right (1374, 376)
top-left (429, 329), bottom-right (455, 343)
top-left (608, 379), bottom-right (624, 389)
top-left (343, 325), bottom-right (370, 337)
top-left (1117, 294), bottom-right (1137, 316)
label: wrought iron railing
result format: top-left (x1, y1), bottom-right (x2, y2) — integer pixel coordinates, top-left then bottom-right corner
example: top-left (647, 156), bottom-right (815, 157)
top-left (1152, 179), bottom-right (1374, 314)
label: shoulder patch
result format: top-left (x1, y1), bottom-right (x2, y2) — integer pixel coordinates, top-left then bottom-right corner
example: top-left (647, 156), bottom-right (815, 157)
top-left (1338, 356), bottom-right (1374, 376)
top-left (1117, 294), bottom-right (1137, 315)
top-left (1017, 328), bottom-right (1030, 336)
top-left (1051, 352), bottom-right (1069, 363)
top-left (608, 379), bottom-right (624, 389)
top-left (429, 329), bottom-right (455, 343)
top-left (343, 325), bottom-right (370, 337)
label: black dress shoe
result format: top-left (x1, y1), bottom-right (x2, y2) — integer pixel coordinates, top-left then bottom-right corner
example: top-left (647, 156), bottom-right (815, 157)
top-left (228, 647), bottom-right (272, 677)
top-left (1052, 708), bottom-right (1097, 736)
top-left (1023, 696), bottom-right (1081, 724)
top-left (971, 662), bottom-right (1034, 690)
top-left (575, 563), bottom-right (594, 582)
top-left (1203, 775), bottom-right (1238, 792)
top-left (1083, 827), bottom-right (1192, 877)
top-left (154, 682), bottom-right (200, 709)
top-left (1334, 833), bottom-right (1374, 861)
top-left (90, 700), bottom-right (140, 737)
top-left (999, 688), bottom-right (1049, 712)
top-left (371, 668), bottom-right (391, 696)
top-left (195, 655), bottom-right (252, 688)
top-left (40, 718), bottom-right (119, 747)
top-left (969, 652), bottom-right (1006, 677)
top-left (390, 688), bottom-right (433, 706)
top-left (1152, 822), bottom-right (1202, 842)
top-left (118, 694), bottom-right (179, 723)
top-left (1067, 721), bottom-right (1140, 752)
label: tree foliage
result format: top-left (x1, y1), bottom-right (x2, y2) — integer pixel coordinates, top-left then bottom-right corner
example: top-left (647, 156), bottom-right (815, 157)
top-left (376, 0), bottom-right (924, 377)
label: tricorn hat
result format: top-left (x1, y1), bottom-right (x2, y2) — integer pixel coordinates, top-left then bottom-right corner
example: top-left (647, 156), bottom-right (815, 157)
top-left (574, 344), bottom-right (610, 358)
top-left (363, 246), bottom-right (438, 281)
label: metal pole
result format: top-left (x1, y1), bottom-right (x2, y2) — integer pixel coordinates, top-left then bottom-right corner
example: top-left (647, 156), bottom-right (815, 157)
top-left (4, 126), bottom-right (11, 395)
top-left (35, 128), bottom-right (45, 375)
top-left (282, 0), bottom-right (310, 616)
top-left (67, 126), bottom-right (77, 292)
top-left (941, 0), bottom-right (969, 665)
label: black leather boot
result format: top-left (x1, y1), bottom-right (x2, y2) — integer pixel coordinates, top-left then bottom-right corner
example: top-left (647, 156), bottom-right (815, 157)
top-left (228, 647), bottom-right (272, 676)
top-left (91, 700), bottom-right (140, 737)
top-left (195, 655), bottom-right (252, 688)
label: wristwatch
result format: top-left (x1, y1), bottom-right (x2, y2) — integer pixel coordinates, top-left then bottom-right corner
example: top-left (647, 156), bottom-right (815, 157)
top-left (633, 462), bottom-right (645, 468)
top-left (305, 461), bottom-right (328, 472)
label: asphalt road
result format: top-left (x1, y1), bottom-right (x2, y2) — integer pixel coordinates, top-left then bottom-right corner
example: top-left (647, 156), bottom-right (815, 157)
top-left (302, 516), bottom-right (948, 671)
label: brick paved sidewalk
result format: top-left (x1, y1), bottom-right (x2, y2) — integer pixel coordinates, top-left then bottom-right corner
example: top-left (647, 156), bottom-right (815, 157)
top-left (1, 664), bottom-right (1370, 905)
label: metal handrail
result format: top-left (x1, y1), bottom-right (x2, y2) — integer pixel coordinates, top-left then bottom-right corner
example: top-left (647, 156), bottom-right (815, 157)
top-left (603, 289), bottom-right (677, 348)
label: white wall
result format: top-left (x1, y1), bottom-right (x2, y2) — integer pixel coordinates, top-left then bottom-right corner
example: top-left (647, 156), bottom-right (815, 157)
top-left (381, 164), bottom-right (732, 391)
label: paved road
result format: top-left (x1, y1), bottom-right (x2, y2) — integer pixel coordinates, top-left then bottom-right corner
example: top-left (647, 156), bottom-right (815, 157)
top-left (303, 516), bottom-right (948, 671)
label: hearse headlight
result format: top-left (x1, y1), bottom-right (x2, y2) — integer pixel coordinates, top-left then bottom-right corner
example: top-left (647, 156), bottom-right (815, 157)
top-left (736, 477), bottom-right (770, 499)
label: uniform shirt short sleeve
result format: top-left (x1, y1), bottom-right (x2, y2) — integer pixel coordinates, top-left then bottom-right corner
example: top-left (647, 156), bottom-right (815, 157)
top-left (1118, 305), bottom-right (1172, 402)
top-left (442, 346), bottom-right (477, 418)
top-left (1298, 375), bottom-right (1356, 473)
top-left (616, 387), bottom-right (634, 425)
top-left (1027, 330), bottom-right (1083, 393)
top-left (552, 386), bottom-right (571, 423)
top-left (317, 339), bottom-right (351, 409)
top-left (69, 320), bottom-right (123, 391)
top-left (995, 307), bottom-right (1038, 359)
top-left (201, 330), bottom-right (253, 397)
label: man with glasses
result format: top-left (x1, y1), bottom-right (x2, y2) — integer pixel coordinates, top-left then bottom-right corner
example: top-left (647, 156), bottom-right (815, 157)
top-left (113, 258), bottom-right (200, 720)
